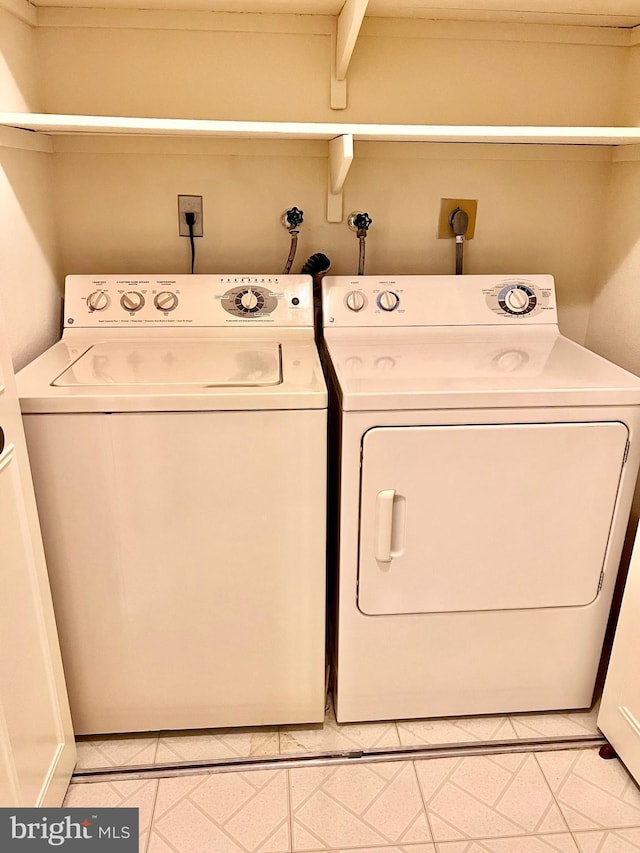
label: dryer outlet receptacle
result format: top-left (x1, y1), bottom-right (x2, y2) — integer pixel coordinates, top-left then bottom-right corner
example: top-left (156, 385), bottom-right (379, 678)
top-left (438, 198), bottom-right (477, 239)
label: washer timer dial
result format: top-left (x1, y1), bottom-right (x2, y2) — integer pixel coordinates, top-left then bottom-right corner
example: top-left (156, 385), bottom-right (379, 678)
top-left (221, 283), bottom-right (278, 317)
top-left (498, 283), bottom-right (537, 316)
top-left (237, 289), bottom-right (264, 313)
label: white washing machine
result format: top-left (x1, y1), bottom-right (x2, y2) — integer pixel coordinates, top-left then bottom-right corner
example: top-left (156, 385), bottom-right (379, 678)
top-left (322, 274), bottom-right (640, 723)
top-left (17, 274), bottom-right (327, 735)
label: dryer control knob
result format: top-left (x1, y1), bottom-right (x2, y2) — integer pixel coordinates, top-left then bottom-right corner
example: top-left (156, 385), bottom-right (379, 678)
top-left (87, 291), bottom-right (110, 312)
top-left (505, 287), bottom-right (529, 312)
top-left (345, 291), bottom-right (367, 312)
top-left (377, 290), bottom-right (400, 312)
top-left (154, 291), bottom-right (178, 312)
top-left (121, 292), bottom-right (145, 312)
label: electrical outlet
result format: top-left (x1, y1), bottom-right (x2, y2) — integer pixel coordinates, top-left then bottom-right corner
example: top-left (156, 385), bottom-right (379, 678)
top-left (178, 195), bottom-right (203, 237)
top-left (438, 198), bottom-right (478, 239)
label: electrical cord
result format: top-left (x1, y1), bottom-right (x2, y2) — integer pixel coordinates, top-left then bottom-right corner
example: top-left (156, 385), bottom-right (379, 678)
top-left (185, 210), bottom-right (196, 274)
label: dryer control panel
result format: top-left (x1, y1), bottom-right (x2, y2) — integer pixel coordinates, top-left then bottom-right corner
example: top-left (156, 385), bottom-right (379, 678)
top-left (64, 275), bottom-right (314, 329)
top-left (323, 274), bottom-right (557, 328)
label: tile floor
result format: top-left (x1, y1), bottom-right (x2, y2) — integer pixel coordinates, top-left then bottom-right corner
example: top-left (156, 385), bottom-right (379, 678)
top-left (64, 746), bottom-right (640, 853)
top-left (74, 701), bottom-right (602, 771)
top-left (69, 700), bottom-right (622, 851)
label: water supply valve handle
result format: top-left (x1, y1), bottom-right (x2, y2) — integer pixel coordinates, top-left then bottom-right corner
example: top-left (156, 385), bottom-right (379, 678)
top-left (282, 207), bottom-right (304, 231)
top-left (349, 212), bottom-right (373, 234)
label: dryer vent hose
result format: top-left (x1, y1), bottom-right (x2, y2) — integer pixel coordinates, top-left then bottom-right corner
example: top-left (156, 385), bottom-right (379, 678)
top-left (301, 252), bottom-right (332, 341)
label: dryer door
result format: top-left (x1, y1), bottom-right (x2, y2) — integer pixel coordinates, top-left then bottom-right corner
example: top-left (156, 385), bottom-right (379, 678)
top-left (358, 421), bottom-right (628, 616)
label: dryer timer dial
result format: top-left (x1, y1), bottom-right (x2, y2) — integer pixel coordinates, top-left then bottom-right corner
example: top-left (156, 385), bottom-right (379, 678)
top-left (498, 284), bottom-right (537, 316)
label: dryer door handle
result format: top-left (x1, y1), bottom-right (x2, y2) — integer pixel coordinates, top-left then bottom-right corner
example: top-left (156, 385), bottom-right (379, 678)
top-left (374, 489), bottom-right (396, 563)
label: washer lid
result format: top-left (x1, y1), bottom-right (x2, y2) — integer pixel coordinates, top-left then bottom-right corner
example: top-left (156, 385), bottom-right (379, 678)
top-left (52, 340), bottom-right (281, 387)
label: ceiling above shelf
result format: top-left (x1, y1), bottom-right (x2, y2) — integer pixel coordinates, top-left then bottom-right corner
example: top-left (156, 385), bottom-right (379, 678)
top-left (23, 0), bottom-right (640, 27)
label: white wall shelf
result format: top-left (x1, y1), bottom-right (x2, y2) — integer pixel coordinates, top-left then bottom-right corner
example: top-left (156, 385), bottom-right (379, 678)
top-left (3, 114), bottom-right (640, 145)
top-left (3, 113), bottom-right (640, 221)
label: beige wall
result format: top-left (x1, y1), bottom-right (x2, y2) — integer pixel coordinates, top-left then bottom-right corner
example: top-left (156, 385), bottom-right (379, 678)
top-left (0, 11), bottom-right (61, 370)
top-left (36, 16), bottom-right (626, 126)
top-left (0, 136), bottom-right (62, 371)
top-left (0, 7), bottom-right (42, 112)
top-left (586, 159), bottom-right (640, 375)
top-left (51, 137), bottom-right (609, 343)
top-left (619, 40), bottom-right (640, 126)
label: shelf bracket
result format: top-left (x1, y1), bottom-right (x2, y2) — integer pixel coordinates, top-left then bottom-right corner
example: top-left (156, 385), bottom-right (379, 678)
top-left (327, 133), bottom-right (354, 222)
top-left (331, 0), bottom-right (369, 110)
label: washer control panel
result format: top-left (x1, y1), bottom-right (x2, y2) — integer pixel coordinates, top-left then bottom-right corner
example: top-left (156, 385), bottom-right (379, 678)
top-left (323, 275), bottom-right (557, 328)
top-left (66, 275), bottom-right (313, 329)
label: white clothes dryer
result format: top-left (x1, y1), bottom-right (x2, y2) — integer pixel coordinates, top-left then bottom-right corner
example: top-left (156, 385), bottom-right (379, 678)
top-left (322, 274), bottom-right (640, 723)
top-left (17, 274), bottom-right (327, 735)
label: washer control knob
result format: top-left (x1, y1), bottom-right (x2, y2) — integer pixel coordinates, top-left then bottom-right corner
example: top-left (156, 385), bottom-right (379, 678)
top-left (377, 290), bottom-right (400, 312)
top-left (240, 290), bottom-right (259, 311)
top-left (505, 288), bottom-right (529, 312)
top-left (121, 292), bottom-right (145, 312)
top-left (87, 291), bottom-right (110, 312)
top-left (154, 291), bottom-right (178, 312)
top-left (345, 290), bottom-right (367, 312)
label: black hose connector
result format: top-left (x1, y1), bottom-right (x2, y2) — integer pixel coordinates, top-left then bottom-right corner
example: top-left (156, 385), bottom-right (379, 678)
top-left (301, 253), bottom-right (331, 276)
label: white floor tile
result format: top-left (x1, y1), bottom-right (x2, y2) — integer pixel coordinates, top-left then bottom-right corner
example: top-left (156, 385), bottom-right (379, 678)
top-left (573, 828), bottom-right (640, 852)
top-left (281, 702), bottom-right (399, 755)
top-left (149, 768), bottom-right (289, 853)
top-left (290, 761), bottom-right (431, 850)
top-left (436, 835), bottom-right (578, 852)
top-left (64, 778), bottom-right (157, 852)
top-left (415, 753), bottom-right (567, 842)
top-left (75, 735), bottom-right (159, 769)
top-left (536, 749), bottom-right (640, 831)
top-left (510, 705), bottom-right (601, 740)
top-left (398, 716), bottom-right (517, 747)
top-left (155, 727), bottom-right (279, 764)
